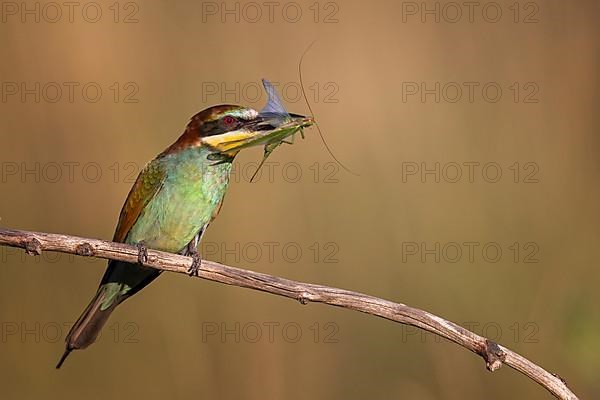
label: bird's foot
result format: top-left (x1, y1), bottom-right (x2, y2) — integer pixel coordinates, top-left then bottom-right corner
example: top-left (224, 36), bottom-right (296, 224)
top-left (187, 252), bottom-right (202, 277)
top-left (136, 242), bottom-right (148, 265)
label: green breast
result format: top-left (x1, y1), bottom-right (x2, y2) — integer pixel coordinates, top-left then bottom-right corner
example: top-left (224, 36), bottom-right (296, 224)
top-left (126, 147), bottom-right (232, 253)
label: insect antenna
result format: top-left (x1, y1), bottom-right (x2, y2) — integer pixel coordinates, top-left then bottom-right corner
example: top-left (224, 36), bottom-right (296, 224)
top-left (299, 40), bottom-right (359, 177)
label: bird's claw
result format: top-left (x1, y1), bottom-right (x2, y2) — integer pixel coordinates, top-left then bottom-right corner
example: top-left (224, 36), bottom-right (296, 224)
top-left (187, 252), bottom-right (201, 277)
top-left (137, 243), bottom-right (148, 265)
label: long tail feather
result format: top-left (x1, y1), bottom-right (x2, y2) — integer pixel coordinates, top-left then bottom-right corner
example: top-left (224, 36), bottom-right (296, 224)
top-left (56, 348), bottom-right (72, 369)
top-left (56, 286), bottom-right (117, 369)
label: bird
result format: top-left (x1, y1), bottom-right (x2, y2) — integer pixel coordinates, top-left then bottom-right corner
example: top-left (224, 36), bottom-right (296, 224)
top-left (56, 81), bottom-right (313, 368)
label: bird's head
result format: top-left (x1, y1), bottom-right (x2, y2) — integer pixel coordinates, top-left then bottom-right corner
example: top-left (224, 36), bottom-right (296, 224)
top-left (163, 104), bottom-right (312, 158)
top-left (163, 80), bottom-right (313, 158)
top-left (198, 104), bottom-right (312, 154)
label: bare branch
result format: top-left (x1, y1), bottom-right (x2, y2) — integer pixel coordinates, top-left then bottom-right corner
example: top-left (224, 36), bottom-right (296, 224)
top-left (0, 228), bottom-right (578, 400)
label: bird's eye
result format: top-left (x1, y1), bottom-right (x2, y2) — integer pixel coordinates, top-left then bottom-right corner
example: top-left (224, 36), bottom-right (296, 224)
top-left (223, 115), bottom-right (236, 126)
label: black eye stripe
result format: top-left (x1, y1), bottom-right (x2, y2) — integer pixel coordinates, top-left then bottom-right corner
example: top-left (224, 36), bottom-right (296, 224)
top-left (200, 116), bottom-right (244, 137)
top-left (201, 120), bottom-right (222, 136)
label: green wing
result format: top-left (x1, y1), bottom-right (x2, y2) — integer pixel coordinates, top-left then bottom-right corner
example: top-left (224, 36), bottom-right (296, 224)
top-left (112, 159), bottom-right (167, 243)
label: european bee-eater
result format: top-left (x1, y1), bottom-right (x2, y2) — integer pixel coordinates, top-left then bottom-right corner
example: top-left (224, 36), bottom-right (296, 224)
top-left (57, 80), bottom-right (313, 368)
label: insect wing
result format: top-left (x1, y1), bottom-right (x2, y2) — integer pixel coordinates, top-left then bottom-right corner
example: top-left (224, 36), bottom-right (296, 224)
top-left (260, 79), bottom-right (290, 117)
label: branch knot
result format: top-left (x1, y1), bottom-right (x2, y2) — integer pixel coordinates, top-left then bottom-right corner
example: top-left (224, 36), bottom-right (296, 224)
top-left (297, 292), bottom-right (311, 305)
top-left (481, 339), bottom-right (506, 372)
top-left (76, 243), bottom-right (95, 257)
top-left (24, 238), bottom-right (42, 256)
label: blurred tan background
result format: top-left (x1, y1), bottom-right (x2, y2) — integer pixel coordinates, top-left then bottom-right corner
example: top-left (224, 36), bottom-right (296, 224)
top-left (1, 0), bottom-right (599, 398)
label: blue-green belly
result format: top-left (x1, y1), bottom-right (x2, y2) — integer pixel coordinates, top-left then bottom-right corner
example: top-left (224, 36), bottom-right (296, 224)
top-left (126, 148), bottom-right (231, 252)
